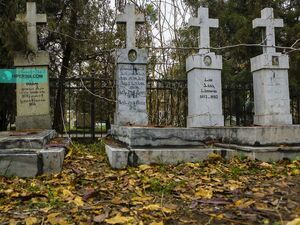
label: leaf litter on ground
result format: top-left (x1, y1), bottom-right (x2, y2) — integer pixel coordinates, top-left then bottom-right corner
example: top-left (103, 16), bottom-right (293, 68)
top-left (0, 141), bottom-right (299, 224)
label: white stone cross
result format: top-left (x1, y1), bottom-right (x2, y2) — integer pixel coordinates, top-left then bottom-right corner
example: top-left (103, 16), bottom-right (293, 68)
top-left (253, 8), bottom-right (283, 54)
top-left (188, 7), bottom-right (219, 54)
top-left (16, 2), bottom-right (47, 51)
top-left (116, 5), bottom-right (145, 49)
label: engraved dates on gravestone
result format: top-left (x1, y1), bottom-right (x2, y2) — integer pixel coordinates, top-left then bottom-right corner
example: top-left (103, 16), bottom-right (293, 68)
top-left (117, 64), bottom-right (147, 112)
top-left (200, 77), bottom-right (219, 100)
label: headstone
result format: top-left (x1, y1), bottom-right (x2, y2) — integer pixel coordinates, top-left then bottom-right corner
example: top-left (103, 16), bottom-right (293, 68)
top-left (14, 2), bottom-right (51, 130)
top-left (251, 8), bottom-right (292, 125)
top-left (186, 7), bottom-right (224, 127)
top-left (114, 5), bottom-right (148, 126)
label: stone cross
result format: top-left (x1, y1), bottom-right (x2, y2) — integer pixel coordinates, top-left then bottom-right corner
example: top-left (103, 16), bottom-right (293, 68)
top-left (253, 8), bottom-right (283, 54)
top-left (16, 2), bottom-right (47, 51)
top-left (188, 7), bottom-right (219, 54)
top-left (116, 5), bottom-right (145, 49)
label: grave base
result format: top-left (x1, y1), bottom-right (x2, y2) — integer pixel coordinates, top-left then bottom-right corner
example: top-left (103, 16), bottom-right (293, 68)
top-left (254, 114), bottom-right (293, 126)
top-left (106, 144), bottom-right (300, 169)
top-left (187, 114), bottom-right (224, 127)
top-left (16, 114), bottom-right (52, 131)
top-left (0, 130), bottom-right (67, 177)
top-left (106, 125), bottom-right (300, 168)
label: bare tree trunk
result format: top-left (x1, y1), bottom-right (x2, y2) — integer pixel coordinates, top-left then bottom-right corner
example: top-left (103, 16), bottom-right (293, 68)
top-left (52, 0), bottom-right (78, 132)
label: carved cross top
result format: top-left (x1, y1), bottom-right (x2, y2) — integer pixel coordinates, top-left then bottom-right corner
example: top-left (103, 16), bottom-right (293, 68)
top-left (188, 7), bottom-right (219, 54)
top-left (16, 2), bottom-right (47, 51)
top-left (253, 8), bottom-right (283, 54)
top-left (116, 5), bottom-right (145, 49)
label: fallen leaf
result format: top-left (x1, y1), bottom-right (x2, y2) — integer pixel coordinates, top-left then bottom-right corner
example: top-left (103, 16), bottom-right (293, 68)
top-left (94, 214), bottom-right (108, 223)
top-left (286, 218), bottom-right (300, 225)
top-left (132, 196), bottom-right (153, 202)
top-left (105, 214), bottom-right (134, 224)
top-left (139, 165), bottom-right (152, 171)
top-left (62, 189), bottom-right (74, 198)
top-left (73, 196), bottom-right (84, 206)
top-left (25, 217), bottom-right (38, 225)
top-left (142, 204), bottom-right (161, 211)
top-left (195, 188), bottom-right (213, 199)
top-left (149, 222), bottom-right (164, 225)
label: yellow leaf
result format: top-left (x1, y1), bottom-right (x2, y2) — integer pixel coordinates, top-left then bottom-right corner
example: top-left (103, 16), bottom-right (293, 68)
top-left (142, 204), bottom-right (161, 211)
top-left (131, 196), bottom-right (153, 202)
top-left (228, 183), bottom-right (240, 191)
top-left (9, 219), bottom-right (17, 225)
top-left (208, 153), bottom-right (222, 160)
top-left (292, 169), bottom-right (300, 175)
top-left (162, 207), bottom-right (175, 214)
top-left (25, 217), bottom-right (38, 225)
top-left (195, 188), bottom-right (213, 199)
top-left (185, 162), bottom-right (200, 168)
top-left (47, 213), bottom-right (60, 225)
top-left (260, 162), bottom-right (272, 169)
top-left (287, 218), bottom-right (300, 225)
top-left (234, 199), bottom-right (255, 208)
top-left (139, 165), bottom-right (152, 171)
top-left (149, 222), bottom-right (164, 225)
top-left (105, 214), bottom-right (134, 224)
top-left (62, 189), bottom-right (74, 198)
top-left (73, 196), bottom-right (84, 206)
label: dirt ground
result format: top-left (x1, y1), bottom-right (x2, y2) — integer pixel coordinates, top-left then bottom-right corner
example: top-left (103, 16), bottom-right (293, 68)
top-left (0, 142), bottom-right (299, 225)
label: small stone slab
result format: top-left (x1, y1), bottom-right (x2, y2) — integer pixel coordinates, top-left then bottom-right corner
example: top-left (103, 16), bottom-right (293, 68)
top-left (106, 144), bottom-right (236, 169)
top-left (215, 143), bottom-right (300, 162)
top-left (0, 147), bottom-right (65, 177)
top-left (0, 130), bottom-right (56, 149)
top-left (111, 125), bottom-right (300, 147)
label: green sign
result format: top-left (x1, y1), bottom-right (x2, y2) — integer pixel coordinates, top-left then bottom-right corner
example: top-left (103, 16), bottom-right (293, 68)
top-left (0, 68), bottom-right (48, 83)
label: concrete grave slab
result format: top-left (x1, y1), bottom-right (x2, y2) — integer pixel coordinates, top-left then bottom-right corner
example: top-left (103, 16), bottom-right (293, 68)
top-left (0, 130), bottom-right (57, 149)
top-left (0, 147), bottom-right (65, 177)
top-left (106, 144), bottom-right (236, 169)
top-left (111, 125), bottom-right (300, 147)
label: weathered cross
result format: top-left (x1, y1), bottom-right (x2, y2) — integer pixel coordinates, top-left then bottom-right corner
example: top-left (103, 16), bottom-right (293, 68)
top-left (188, 7), bottom-right (219, 54)
top-left (253, 8), bottom-right (283, 54)
top-left (116, 5), bottom-right (145, 49)
top-left (16, 2), bottom-right (47, 51)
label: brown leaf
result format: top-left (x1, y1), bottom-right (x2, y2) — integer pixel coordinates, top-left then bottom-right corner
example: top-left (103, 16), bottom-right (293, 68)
top-left (93, 214), bottom-right (108, 223)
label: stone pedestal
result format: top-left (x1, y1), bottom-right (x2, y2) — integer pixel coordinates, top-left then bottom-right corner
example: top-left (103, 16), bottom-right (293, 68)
top-left (114, 48), bottom-right (148, 126)
top-left (14, 51), bottom-right (51, 130)
top-left (186, 52), bottom-right (224, 127)
top-left (250, 53), bottom-right (292, 125)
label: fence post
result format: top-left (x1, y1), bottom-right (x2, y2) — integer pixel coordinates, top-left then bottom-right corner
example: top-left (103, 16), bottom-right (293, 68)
top-left (91, 71), bottom-right (96, 141)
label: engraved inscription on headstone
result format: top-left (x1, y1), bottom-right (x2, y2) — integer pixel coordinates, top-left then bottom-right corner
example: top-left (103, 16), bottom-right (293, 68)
top-left (200, 78), bottom-right (219, 99)
top-left (117, 64), bottom-right (147, 112)
top-left (16, 67), bottom-right (50, 117)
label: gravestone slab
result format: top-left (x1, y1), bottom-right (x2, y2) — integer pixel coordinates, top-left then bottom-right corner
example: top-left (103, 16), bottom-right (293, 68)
top-left (114, 5), bottom-right (148, 126)
top-left (251, 8), bottom-right (292, 125)
top-left (186, 7), bottom-right (224, 127)
top-left (14, 2), bottom-right (51, 130)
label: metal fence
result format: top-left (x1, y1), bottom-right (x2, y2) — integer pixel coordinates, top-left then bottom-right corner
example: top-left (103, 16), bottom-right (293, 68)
top-left (49, 77), bottom-right (300, 138)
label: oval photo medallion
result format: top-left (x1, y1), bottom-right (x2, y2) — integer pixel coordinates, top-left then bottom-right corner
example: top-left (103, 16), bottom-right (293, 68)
top-left (128, 49), bottom-right (137, 62)
top-left (204, 56), bottom-right (212, 66)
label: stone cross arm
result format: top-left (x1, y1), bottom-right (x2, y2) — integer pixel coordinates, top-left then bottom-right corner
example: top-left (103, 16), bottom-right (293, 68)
top-left (188, 7), bottom-right (219, 54)
top-left (116, 5), bottom-right (145, 49)
top-left (252, 8), bottom-right (283, 54)
top-left (16, 2), bottom-right (47, 51)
